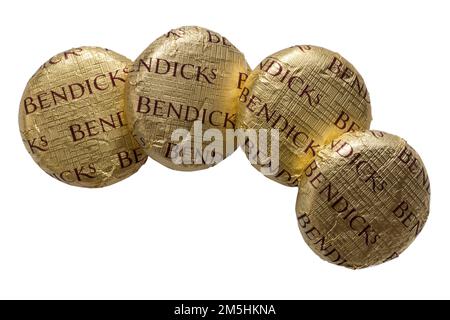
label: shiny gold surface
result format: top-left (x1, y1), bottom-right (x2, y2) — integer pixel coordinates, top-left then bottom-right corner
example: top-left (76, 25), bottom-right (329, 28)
top-left (296, 130), bottom-right (430, 269)
top-left (126, 26), bottom-right (250, 171)
top-left (237, 45), bottom-right (372, 186)
top-left (19, 47), bottom-right (146, 187)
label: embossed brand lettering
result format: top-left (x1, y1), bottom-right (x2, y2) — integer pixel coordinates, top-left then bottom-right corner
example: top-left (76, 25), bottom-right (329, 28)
top-left (334, 111), bottom-right (362, 132)
top-left (69, 112), bottom-right (126, 142)
top-left (23, 68), bottom-right (128, 115)
top-left (297, 213), bottom-right (348, 266)
top-left (304, 160), bottom-right (381, 246)
top-left (239, 88), bottom-right (319, 156)
top-left (136, 96), bottom-right (235, 129)
top-left (26, 136), bottom-right (48, 153)
top-left (397, 146), bottom-right (430, 194)
top-left (117, 148), bottom-right (146, 169)
top-left (326, 57), bottom-right (370, 103)
top-left (49, 164), bottom-right (96, 183)
top-left (137, 58), bottom-right (217, 84)
top-left (392, 201), bottom-right (425, 236)
top-left (258, 58), bottom-right (321, 107)
top-left (330, 140), bottom-right (387, 193)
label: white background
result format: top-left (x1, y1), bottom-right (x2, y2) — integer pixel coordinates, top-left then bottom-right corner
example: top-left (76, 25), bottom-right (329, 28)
top-left (0, 0), bottom-right (448, 299)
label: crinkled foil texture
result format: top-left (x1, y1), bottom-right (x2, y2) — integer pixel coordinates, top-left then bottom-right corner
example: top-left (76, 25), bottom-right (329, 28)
top-left (295, 131), bottom-right (430, 269)
top-left (19, 47), bottom-right (146, 187)
top-left (126, 26), bottom-right (250, 171)
top-left (237, 45), bottom-right (372, 186)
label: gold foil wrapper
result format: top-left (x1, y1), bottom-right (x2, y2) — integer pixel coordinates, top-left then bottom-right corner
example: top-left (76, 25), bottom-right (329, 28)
top-left (126, 26), bottom-right (250, 171)
top-left (296, 130), bottom-right (430, 269)
top-left (19, 47), bottom-right (147, 188)
top-left (237, 45), bottom-right (372, 186)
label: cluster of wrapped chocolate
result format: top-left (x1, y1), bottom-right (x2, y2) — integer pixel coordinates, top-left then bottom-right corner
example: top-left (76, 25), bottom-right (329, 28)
top-left (19, 26), bottom-right (430, 269)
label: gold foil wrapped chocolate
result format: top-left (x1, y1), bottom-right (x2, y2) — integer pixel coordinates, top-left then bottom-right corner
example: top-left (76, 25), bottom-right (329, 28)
top-left (126, 26), bottom-right (250, 171)
top-left (296, 130), bottom-right (430, 269)
top-left (237, 45), bottom-right (372, 186)
top-left (19, 47), bottom-right (146, 187)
